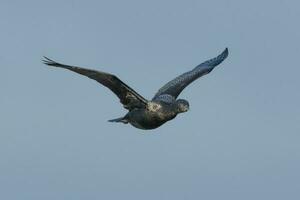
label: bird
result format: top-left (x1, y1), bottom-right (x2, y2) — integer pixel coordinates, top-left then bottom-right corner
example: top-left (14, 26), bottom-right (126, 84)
top-left (43, 48), bottom-right (228, 130)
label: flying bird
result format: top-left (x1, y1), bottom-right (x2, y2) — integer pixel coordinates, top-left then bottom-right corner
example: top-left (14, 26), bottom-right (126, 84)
top-left (43, 48), bottom-right (228, 130)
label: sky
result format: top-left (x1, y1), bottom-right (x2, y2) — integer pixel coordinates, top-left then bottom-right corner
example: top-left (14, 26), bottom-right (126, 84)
top-left (0, 0), bottom-right (299, 199)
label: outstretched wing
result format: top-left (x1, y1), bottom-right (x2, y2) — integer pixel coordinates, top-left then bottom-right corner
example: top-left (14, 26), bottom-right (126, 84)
top-left (43, 57), bottom-right (148, 110)
top-left (153, 48), bottom-right (228, 100)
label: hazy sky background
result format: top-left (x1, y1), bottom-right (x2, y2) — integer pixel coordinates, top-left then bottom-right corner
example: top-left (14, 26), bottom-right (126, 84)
top-left (1, 0), bottom-right (299, 199)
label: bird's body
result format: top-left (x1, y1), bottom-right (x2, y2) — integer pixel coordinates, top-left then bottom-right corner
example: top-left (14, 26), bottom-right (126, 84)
top-left (119, 100), bottom-right (178, 129)
top-left (43, 48), bottom-right (228, 130)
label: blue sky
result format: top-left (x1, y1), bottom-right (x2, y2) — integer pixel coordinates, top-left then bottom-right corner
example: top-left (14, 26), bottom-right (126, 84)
top-left (0, 0), bottom-right (299, 199)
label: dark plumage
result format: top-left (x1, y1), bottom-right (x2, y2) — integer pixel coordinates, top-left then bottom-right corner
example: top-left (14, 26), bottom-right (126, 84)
top-left (43, 48), bottom-right (228, 130)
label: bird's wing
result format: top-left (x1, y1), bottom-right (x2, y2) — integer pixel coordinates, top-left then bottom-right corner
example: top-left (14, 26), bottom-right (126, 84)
top-left (43, 57), bottom-right (148, 110)
top-left (153, 48), bottom-right (228, 100)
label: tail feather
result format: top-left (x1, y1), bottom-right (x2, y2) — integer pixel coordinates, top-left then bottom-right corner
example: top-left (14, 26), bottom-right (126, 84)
top-left (108, 117), bottom-right (128, 124)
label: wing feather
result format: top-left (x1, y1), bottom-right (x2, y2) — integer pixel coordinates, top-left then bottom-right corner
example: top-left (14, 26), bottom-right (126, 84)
top-left (153, 48), bottom-right (228, 99)
top-left (43, 57), bottom-right (148, 110)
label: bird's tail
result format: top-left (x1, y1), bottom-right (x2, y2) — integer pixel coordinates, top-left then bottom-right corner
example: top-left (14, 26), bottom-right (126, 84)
top-left (108, 117), bottom-right (128, 124)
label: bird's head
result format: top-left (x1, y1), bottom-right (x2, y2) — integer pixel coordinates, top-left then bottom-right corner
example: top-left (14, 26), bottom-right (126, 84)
top-left (175, 99), bottom-right (189, 113)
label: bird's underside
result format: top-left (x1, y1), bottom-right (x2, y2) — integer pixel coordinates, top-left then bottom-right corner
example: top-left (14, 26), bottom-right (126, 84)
top-left (43, 48), bottom-right (228, 130)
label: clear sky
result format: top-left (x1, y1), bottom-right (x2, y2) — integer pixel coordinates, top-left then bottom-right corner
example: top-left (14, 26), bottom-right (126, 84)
top-left (1, 0), bottom-right (299, 199)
